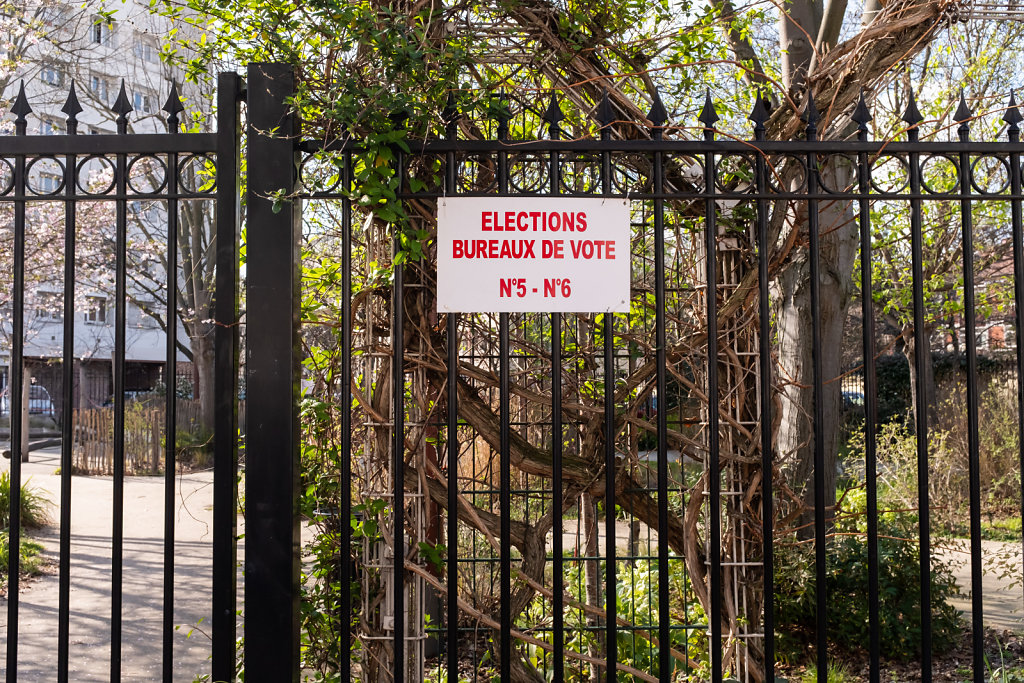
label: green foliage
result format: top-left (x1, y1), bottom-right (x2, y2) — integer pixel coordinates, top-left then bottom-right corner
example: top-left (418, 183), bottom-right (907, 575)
top-left (0, 471), bottom-right (50, 530)
top-left (0, 473), bottom-right (50, 591)
top-left (799, 660), bottom-right (856, 683)
top-left (775, 495), bottom-right (962, 662)
top-left (873, 354), bottom-right (912, 425)
top-left (0, 531), bottom-right (44, 588)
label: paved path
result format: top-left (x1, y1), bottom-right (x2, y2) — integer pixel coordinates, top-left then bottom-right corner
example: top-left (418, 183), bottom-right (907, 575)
top-left (1, 447), bottom-right (242, 682)
top-left (936, 539), bottom-right (1023, 632)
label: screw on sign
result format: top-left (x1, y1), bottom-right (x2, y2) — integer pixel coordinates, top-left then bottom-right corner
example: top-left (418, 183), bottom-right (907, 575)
top-left (438, 197), bottom-right (629, 313)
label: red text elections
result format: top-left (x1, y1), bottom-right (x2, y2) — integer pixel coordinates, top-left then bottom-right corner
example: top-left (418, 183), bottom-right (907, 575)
top-left (452, 210), bottom-right (615, 260)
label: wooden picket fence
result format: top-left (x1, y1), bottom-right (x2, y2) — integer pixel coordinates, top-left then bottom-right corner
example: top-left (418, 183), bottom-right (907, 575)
top-left (70, 399), bottom-right (239, 475)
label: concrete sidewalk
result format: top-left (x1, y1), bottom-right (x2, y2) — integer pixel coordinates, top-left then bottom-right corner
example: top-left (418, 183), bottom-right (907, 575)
top-left (1, 447), bottom-right (242, 682)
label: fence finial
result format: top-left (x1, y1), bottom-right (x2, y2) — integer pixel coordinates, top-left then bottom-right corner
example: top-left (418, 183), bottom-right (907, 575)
top-left (543, 92), bottom-right (564, 139)
top-left (801, 91), bottom-right (819, 125)
top-left (495, 90), bottom-right (510, 140)
top-left (112, 80), bottom-right (133, 133)
top-left (163, 83), bottom-right (184, 131)
top-left (1004, 91), bottom-right (1022, 130)
top-left (596, 90), bottom-right (615, 130)
top-left (62, 82), bottom-right (83, 134)
top-left (698, 89), bottom-right (719, 127)
top-left (954, 90), bottom-right (972, 126)
top-left (748, 94), bottom-right (769, 130)
top-left (851, 90), bottom-right (872, 131)
top-left (647, 88), bottom-right (668, 132)
top-left (442, 91), bottom-right (459, 140)
top-left (11, 80), bottom-right (31, 135)
top-left (901, 90), bottom-right (923, 126)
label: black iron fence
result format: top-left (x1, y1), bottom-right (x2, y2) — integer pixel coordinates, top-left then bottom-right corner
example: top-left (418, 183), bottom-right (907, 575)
top-left (3, 62), bottom-right (1024, 683)
top-left (0, 72), bottom-right (241, 682)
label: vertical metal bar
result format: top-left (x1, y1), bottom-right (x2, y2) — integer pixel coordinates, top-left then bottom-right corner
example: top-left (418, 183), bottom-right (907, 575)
top-left (804, 107), bottom-right (828, 682)
top-left (57, 89), bottom-right (80, 683)
top-left (1008, 109), bottom-right (1024, 629)
top-left (393, 230), bottom-right (406, 683)
top-left (653, 143), bottom-right (671, 683)
top-left (856, 111), bottom-right (881, 683)
top-left (111, 100), bottom-right (129, 683)
top-left (245, 63), bottom-right (301, 682)
top-left (5, 88), bottom-right (28, 683)
top-left (444, 107), bottom-right (459, 683)
top-left (907, 122), bottom-right (933, 681)
top-left (495, 104), bottom-right (512, 679)
top-left (212, 71), bottom-right (243, 682)
top-left (551, 309), bottom-right (564, 683)
top-left (957, 119), bottom-right (985, 683)
top-left (162, 104), bottom-right (181, 683)
top-left (547, 111), bottom-right (566, 683)
top-left (600, 121), bottom-right (617, 683)
top-left (340, 150), bottom-right (354, 683)
top-left (497, 106), bottom-right (511, 683)
top-left (499, 311), bottom-right (511, 681)
top-left (703, 115), bottom-right (723, 683)
top-left (752, 105), bottom-right (774, 682)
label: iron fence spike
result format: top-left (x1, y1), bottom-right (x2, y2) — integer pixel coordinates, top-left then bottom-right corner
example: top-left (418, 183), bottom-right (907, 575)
top-left (542, 92), bottom-right (564, 125)
top-left (851, 90), bottom-right (872, 129)
top-left (112, 80), bottom-right (133, 117)
top-left (11, 80), bottom-right (31, 121)
top-left (748, 94), bottom-right (769, 127)
top-left (698, 89), bottom-right (719, 126)
top-left (954, 90), bottom-right (973, 124)
top-left (61, 81), bottom-right (83, 122)
top-left (647, 88), bottom-right (668, 128)
top-left (801, 90), bottom-right (819, 125)
top-left (1004, 90), bottom-right (1023, 127)
top-left (901, 90), bottom-right (924, 125)
top-left (163, 83), bottom-right (185, 117)
top-left (596, 90), bottom-right (615, 128)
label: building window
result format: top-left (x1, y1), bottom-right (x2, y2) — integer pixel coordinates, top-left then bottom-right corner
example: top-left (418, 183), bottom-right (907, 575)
top-left (40, 5), bottom-right (68, 25)
top-left (133, 91), bottom-right (156, 114)
top-left (92, 18), bottom-right (114, 46)
top-left (85, 296), bottom-right (107, 323)
top-left (133, 38), bottom-right (158, 63)
top-left (38, 174), bottom-right (61, 193)
top-left (41, 119), bottom-right (63, 136)
top-left (90, 75), bottom-right (109, 103)
top-left (35, 292), bottom-right (62, 321)
top-left (40, 65), bottom-right (63, 86)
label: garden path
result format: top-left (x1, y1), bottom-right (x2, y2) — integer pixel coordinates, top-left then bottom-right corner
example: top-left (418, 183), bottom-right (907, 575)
top-left (1, 446), bottom-right (241, 682)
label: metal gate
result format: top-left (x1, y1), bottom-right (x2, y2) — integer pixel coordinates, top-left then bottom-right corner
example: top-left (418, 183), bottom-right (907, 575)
top-left (3, 63), bottom-right (1024, 682)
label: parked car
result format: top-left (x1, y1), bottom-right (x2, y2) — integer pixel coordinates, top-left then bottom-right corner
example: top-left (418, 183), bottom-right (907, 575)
top-left (0, 384), bottom-right (57, 417)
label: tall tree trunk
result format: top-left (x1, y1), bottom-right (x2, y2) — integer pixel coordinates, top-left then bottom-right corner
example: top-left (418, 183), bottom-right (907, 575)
top-left (775, 173), bottom-right (858, 530)
top-left (191, 325), bottom-right (216, 437)
top-left (581, 492), bottom-right (601, 683)
top-left (902, 327), bottom-right (937, 429)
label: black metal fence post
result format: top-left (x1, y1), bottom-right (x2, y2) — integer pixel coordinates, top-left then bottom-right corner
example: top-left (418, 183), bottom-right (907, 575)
top-left (213, 70), bottom-right (244, 683)
top-left (245, 63), bottom-right (301, 682)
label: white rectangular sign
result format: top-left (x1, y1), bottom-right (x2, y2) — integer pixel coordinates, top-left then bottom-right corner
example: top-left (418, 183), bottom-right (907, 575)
top-left (437, 197), bottom-right (630, 313)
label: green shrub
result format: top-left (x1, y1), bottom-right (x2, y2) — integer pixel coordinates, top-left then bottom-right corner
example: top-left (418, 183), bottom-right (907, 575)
top-left (800, 660), bottom-right (856, 683)
top-left (0, 471), bottom-right (50, 529)
top-left (775, 496), bottom-right (962, 662)
top-left (0, 531), bottom-right (44, 580)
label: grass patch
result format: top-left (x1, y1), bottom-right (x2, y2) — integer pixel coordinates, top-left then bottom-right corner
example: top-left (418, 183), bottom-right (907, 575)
top-left (0, 470), bottom-right (50, 529)
top-left (799, 661), bottom-right (856, 683)
top-left (0, 531), bottom-right (45, 591)
top-left (938, 516), bottom-right (1022, 542)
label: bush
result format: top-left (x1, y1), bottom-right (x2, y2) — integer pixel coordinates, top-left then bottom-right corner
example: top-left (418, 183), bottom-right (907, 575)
top-left (0, 530), bottom-right (44, 589)
top-left (775, 493), bottom-right (962, 662)
top-left (0, 471), bottom-right (50, 529)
